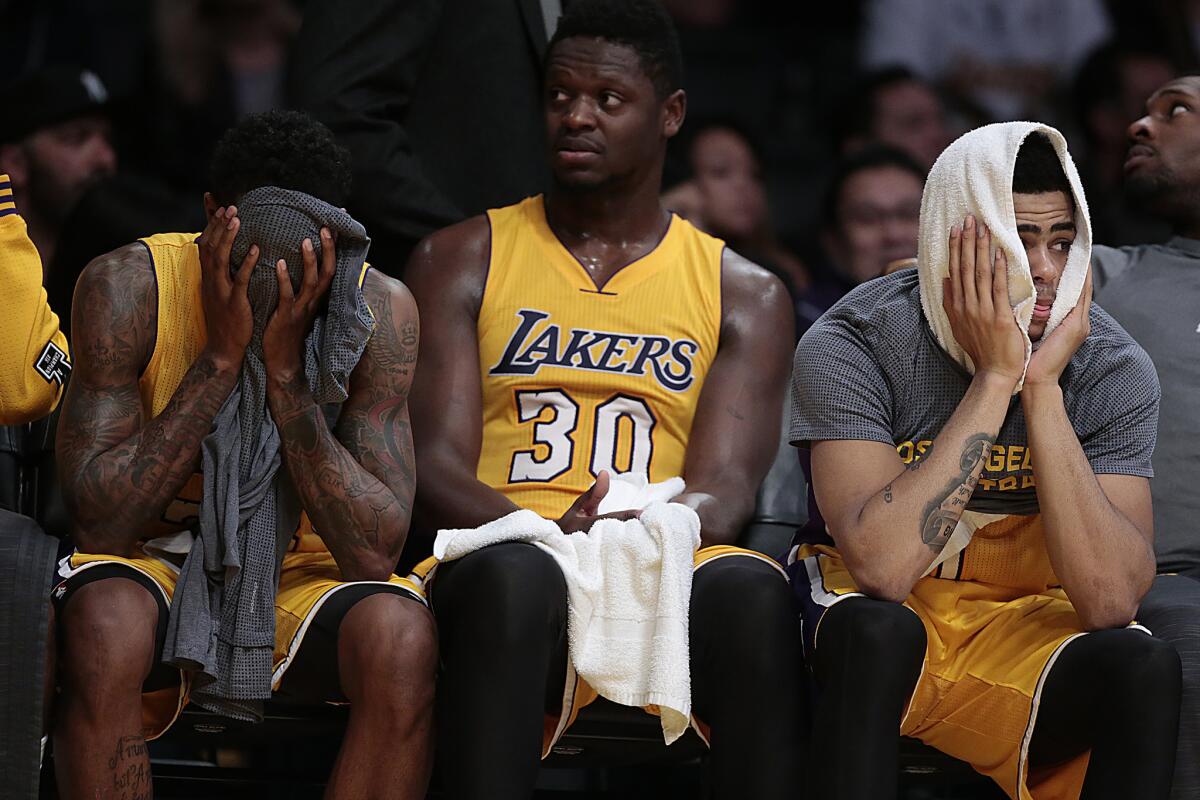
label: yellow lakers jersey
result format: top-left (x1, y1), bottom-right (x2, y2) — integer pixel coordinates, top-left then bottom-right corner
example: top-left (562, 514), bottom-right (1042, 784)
top-left (476, 195), bottom-right (725, 519)
top-left (0, 173), bottom-right (71, 423)
top-left (138, 232), bottom-right (367, 552)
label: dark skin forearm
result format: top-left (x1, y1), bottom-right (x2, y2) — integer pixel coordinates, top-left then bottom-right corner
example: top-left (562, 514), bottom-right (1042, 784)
top-left (268, 371), bottom-right (406, 581)
top-left (60, 352), bottom-right (239, 556)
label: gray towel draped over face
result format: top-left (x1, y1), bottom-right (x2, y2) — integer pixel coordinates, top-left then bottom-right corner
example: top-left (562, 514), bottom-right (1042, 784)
top-left (160, 186), bottom-right (374, 722)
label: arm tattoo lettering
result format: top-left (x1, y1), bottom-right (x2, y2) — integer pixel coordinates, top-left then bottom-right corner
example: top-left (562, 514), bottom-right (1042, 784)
top-left (108, 733), bottom-right (151, 800)
top-left (919, 434), bottom-right (993, 552)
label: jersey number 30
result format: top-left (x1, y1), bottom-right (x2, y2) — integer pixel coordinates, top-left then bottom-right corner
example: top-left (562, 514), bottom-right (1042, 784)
top-left (509, 390), bottom-right (656, 482)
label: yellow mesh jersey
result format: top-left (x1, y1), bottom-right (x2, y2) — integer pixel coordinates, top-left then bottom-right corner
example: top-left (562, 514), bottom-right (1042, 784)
top-left (138, 232), bottom-right (368, 552)
top-left (476, 195), bottom-right (724, 519)
top-left (0, 173), bottom-right (71, 423)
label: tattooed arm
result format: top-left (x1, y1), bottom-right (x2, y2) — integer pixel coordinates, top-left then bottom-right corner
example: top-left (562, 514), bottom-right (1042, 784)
top-left (810, 376), bottom-right (1011, 602)
top-left (264, 241), bottom-right (417, 580)
top-left (806, 217), bottom-right (1026, 602)
top-left (673, 250), bottom-right (794, 548)
top-left (56, 210), bottom-right (254, 555)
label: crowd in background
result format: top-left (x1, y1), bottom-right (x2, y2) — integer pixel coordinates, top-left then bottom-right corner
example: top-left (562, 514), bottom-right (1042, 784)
top-left (0, 0), bottom-right (1195, 332)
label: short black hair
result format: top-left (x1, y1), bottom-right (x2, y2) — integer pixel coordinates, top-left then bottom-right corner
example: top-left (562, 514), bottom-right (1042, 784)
top-left (1011, 132), bottom-right (1072, 197)
top-left (547, 0), bottom-right (683, 98)
top-left (822, 145), bottom-right (927, 230)
top-left (208, 110), bottom-right (352, 207)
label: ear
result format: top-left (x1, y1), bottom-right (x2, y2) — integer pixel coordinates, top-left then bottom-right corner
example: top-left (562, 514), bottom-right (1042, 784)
top-left (0, 144), bottom-right (29, 189)
top-left (202, 191), bottom-right (219, 222)
top-left (662, 89), bottom-right (686, 139)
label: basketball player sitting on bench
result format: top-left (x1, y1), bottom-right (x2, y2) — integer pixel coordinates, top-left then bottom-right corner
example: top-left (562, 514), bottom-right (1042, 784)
top-left (51, 111), bottom-right (435, 800)
top-left (405, 2), bottom-right (805, 798)
top-left (788, 128), bottom-right (1181, 799)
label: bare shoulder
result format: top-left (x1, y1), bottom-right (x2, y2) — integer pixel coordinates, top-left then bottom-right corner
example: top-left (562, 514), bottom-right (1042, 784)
top-left (719, 247), bottom-right (793, 337)
top-left (75, 241), bottom-right (155, 306)
top-left (354, 268), bottom-right (419, 394)
top-left (362, 268), bottom-right (419, 332)
top-left (403, 214), bottom-right (492, 316)
top-left (72, 242), bottom-right (157, 371)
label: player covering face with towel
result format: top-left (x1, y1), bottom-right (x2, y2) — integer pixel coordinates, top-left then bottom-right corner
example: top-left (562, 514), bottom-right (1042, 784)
top-left (787, 124), bottom-right (1181, 799)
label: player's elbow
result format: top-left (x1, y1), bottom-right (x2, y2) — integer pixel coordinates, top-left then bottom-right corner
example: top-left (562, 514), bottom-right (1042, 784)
top-left (1076, 601), bottom-right (1139, 632)
top-left (840, 549), bottom-right (914, 604)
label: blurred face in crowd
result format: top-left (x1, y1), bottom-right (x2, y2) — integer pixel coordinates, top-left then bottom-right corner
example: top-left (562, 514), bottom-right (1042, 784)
top-left (689, 126), bottom-right (768, 241)
top-left (1125, 77), bottom-right (1200, 223)
top-left (544, 37), bottom-right (684, 192)
top-left (872, 80), bottom-right (950, 172)
top-left (7, 115), bottom-right (116, 224)
top-left (1013, 190), bottom-right (1075, 341)
top-left (826, 165), bottom-right (923, 285)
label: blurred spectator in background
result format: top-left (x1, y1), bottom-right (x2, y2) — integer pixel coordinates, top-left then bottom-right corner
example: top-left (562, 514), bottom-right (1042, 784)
top-left (1091, 72), bottom-right (1200, 800)
top-left (0, 66), bottom-right (116, 274)
top-left (796, 147), bottom-right (924, 335)
top-left (861, 0), bottom-right (1111, 124)
top-left (289, 0), bottom-right (550, 277)
top-left (1075, 40), bottom-right (1177, 245)
top-left (663, 120), bottom-right (809, 293)
top-left (835, 67), bottom-right (953, 172)
top-left (141, 0), bottom-right (298, 195)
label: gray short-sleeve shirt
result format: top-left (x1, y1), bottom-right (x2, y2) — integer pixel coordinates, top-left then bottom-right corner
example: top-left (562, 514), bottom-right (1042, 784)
top-left (789, 270), bottom-right (1159, 537)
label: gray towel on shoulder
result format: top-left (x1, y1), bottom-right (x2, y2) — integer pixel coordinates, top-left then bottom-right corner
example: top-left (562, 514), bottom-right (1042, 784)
top-left (161, 186), bottom-right (375, 722)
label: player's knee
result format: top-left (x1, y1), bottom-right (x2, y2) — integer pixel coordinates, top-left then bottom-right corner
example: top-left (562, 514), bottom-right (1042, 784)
top-left (58, 579), bottom-right (159, 695)
top-left (341, 594), bottom-right (437, 701)
top-left (830, 598), bottom-right (926, 670)
top-left (451, 542), bottom-right (565, 636)
top-left (695, 559), bottom-right (796, 636)
top-left (1111, 632), bottom-right (1182, 696)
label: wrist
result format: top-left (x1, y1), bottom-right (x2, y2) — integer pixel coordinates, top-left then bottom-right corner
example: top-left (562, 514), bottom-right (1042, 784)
top-left (1020, 381), bottom-right (1063, 408)
top-left (972, 369), bottom-right (1020, 395)
top-left (200, 346), bottom-right (244, 375)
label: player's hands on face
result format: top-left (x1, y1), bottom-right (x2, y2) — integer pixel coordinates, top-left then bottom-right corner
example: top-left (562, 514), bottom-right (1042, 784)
top-left (197, 206), bottom-right (256, 370)
top-left (1024, 264), bottom-right (1092, 389)
top-left (942, 215), bottom-right (1026, 386)
top-left (262, 228), bottom-right (336, 377)
top-left (556, 470), bottom-right (641, 534)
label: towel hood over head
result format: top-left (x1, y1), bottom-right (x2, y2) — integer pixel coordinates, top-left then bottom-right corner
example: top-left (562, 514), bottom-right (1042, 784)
top-left (916, 122), bottom-right (1092, 391)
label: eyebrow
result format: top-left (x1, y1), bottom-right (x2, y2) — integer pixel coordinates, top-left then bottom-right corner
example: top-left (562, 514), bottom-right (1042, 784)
top-left (1016, 221), bottom-right (1076, 234)
top-left (1148, 88), bottom-right (1199, 108)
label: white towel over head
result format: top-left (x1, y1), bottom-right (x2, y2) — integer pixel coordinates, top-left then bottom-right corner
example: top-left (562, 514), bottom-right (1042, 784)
top-left (916, 122), bottom-right (1092, 391)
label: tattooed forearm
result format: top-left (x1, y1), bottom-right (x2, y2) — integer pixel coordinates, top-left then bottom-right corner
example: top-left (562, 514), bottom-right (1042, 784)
top-left (918, 434), bottom-right (993, 552)
top-left (56, 247), bottom-right (239, 554)
top-left (270, 371), bottom-right (408, 579)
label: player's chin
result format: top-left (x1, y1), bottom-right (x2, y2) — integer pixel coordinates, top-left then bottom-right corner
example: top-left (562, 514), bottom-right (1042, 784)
top-left (552, 167), bottom-right (608, 192)
top-left (1027, 320), bottom-right (1046, 342)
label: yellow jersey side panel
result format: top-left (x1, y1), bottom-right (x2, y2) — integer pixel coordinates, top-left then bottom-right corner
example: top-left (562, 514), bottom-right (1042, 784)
top-left (0, 174), bottom-right (70, 423)
top-left (475, 195), bottom-right (723, 519)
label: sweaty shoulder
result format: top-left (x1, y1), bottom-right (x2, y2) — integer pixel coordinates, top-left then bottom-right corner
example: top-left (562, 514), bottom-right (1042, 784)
top-left (719, 247), bottom-right (793, 337)
top-left (72, 242), bottom-right (158, 368)
top-left (403, 214), bottom-right (491, 318)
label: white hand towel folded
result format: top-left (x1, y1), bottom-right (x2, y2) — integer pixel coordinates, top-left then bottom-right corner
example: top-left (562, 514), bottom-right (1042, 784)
top-left (432, 474), bottom-right (700, 743)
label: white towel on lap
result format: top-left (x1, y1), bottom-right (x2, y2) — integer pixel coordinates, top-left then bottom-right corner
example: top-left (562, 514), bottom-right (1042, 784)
top-left (433, 474), bottom-right (700, 744)
top-left (917, 121), bottom-right (1092, 392)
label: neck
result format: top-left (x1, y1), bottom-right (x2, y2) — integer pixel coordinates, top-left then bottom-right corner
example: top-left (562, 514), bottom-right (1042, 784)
top-left (545, 167), bottom-right (668, 247)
